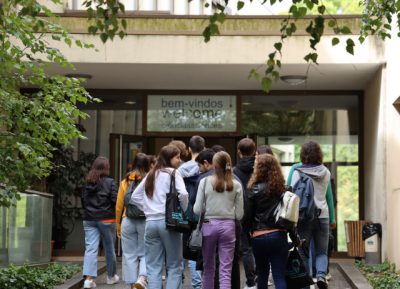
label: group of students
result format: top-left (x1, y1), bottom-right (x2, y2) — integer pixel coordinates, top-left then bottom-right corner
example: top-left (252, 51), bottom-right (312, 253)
top-left (80, 136), bottom-right (335, 289)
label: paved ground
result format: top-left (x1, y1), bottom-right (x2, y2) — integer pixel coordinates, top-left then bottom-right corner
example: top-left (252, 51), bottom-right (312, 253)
top-left (91, 260), bottom-right (352, 289)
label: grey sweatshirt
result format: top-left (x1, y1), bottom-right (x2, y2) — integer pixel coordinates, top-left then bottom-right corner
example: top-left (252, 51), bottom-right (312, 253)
top-left (193, 175), bottom-right (244, 220)
top-left (291, 164), bottom-right (331, 219)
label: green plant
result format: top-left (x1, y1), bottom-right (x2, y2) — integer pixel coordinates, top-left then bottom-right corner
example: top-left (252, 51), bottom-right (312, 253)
top-left (0, 263), bottom-right (81, 289)
top-left (47, 147), bottom-right (97, 249)
top-left (356, 259), bottom-right (400, 288)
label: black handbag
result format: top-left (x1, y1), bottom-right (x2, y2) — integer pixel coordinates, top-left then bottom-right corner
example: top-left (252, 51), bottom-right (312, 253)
top-left (165, 169), bottom-right (192, 234)
top-left (285, 247), bottom-right (314, 288)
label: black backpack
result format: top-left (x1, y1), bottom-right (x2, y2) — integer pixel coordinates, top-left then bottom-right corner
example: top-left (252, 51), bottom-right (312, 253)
top-left (123, 181), bottom-right (145, 219)
top-left (292, 170), bottom-right (321, 223)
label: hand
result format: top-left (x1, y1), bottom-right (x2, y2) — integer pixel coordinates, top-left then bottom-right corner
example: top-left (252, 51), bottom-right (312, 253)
top-left (330, 223), bottom-right (337, 230)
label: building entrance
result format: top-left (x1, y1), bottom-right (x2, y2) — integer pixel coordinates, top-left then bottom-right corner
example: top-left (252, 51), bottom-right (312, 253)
top-left (109, 134), bottom-right (246, 182)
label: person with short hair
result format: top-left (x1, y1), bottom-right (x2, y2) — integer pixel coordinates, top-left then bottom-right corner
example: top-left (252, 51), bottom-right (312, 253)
top-left (234, 138), bottom-right (257, 289)
top-left (82, 156), bottom-right (119, 289)
top-left (256, 144), bottom-right (274, 156)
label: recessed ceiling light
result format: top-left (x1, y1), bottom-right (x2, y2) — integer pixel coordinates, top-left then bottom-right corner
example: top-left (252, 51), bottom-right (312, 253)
top-left (280, 75), bottom-right (307, 85)
top-left (124, 101), bottom-right (136, 105)
top-left (242, 102), bottom-right (252, 106)
top-left (65, 73), bottom-right (92, 79)
top-left (263, 112), bottom-right (272, 116)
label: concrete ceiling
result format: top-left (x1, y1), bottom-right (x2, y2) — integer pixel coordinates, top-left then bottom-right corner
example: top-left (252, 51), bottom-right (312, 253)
top-left (50, 62), bottom-right (382, 91)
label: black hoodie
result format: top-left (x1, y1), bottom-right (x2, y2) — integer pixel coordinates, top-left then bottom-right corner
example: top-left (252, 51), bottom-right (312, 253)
top-left (82, 177), bottom-right (117, 221)
top-left (233, 156), bottom-right (255, 199)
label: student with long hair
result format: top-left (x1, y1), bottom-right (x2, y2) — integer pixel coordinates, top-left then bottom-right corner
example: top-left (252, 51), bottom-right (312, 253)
top-left (116, 153), bottom-right (150, 289)
top-left (245, 154), bottom-right (299, 289)
top-left (193, 151), bottom-right (244, 289)
top-left (131, 145), bottom-right (189, 289)
top-left (81, 156), bottom-right (119, 289)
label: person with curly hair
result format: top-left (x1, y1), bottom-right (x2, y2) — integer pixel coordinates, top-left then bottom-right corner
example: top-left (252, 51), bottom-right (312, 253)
top-left (244, 154), bottom-right (300, 289)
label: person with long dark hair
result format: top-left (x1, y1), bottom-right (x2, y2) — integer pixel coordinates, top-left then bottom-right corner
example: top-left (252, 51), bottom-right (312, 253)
top-left (193, 151), bottom-right (244, 289)
top-left (116, 153), bottom-right (150, 289)
top-left (131, 145), bottom-right (189, 289)
top-left (245, 154), bottom-right (299, 289)
top-left (81, 156), bottom-right (119, 289)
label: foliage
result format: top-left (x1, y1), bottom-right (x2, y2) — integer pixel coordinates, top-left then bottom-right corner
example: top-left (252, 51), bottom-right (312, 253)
top-left (201, 0), bottom-right (400, 92)
top-left (0, 263), bottom-right (81, 289)
top-left (47, 147), bottom-right (96, 249)
top-left (0, 0), bottom-right (97, 207)
top-left (356, 259), bottom-right (400, 288)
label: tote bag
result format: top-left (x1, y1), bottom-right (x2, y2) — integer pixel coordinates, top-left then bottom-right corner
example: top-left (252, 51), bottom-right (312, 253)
top-left (165, 169), bottom-right (192, 234)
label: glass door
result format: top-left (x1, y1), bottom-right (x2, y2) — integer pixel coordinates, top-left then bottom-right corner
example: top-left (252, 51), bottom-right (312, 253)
top-left (109, 134), bottom-right (147, 182)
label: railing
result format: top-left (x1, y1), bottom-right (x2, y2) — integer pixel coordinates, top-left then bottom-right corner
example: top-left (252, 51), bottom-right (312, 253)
top-left (0, 190), bottom-right (53, 266)
top-left (67, 0), bottom-right (213, 15)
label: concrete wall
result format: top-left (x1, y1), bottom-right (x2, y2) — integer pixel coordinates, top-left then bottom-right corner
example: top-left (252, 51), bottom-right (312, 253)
top-left (363, 67), bottom-right (387, 257)
top-left (383, 32), bottom-right (400, 267)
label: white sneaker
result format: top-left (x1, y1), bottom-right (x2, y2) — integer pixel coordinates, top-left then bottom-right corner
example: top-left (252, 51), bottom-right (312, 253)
top-left (83, 279), bottom-right (96, 288)
top-left (133, 275), bottom-right (148, 289)
top-left (244, 286), bottom-right (257, 289)
top-left (106, 274), bottom-right (120, 285)
top-left (326, 272), bottom-right (332, 281)
top-left (268, 280), bottom-right (273, 286)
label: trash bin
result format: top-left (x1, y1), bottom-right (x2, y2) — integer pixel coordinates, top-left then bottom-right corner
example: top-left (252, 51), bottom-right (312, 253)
top-left (362, 223), bottom-right (382, 264)
top-left (345, 220), bottom-right (367, 258)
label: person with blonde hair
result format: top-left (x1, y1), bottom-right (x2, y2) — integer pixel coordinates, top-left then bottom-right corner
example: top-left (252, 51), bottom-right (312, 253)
top-left (194, 151), bottom-right (244, 289)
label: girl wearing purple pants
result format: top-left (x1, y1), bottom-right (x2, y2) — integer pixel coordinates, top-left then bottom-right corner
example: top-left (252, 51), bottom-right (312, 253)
top-left (194, 151), bottom-right (244, 289)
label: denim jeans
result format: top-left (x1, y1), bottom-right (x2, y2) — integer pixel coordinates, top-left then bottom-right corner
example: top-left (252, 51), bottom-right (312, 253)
top-left (181, 259), bottom-right (202, 289)
top-left (121, 217), bottom-right (146, 284)
top-left (202, 219), bottom-right (236, 289)
top-left (145, 219), bottom-right (183, 289)
top-left (251, 231), bottom-right (288, 289)
top-left (241, 231), bottom-right (256, 287)
top-left (83, 221), bottom-right (117, 278)
top-left (298, 218), bottom-right (329, 288)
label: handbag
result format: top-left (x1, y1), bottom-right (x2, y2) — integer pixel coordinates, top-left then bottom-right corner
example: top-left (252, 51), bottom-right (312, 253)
top-left (274, 190), bottom-right (300, 231)
top-left (188, 177), bottom-right (207, 251)
top-left (183, 177), bottom-right (207, 260)
top-left (285, 247), bottom-right (314, 288)
top-left (165, 169), bottom-right (192, 234)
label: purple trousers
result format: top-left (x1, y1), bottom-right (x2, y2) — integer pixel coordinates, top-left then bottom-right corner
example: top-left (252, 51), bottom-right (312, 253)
top-left (202, 219), bottom-right (236, 289)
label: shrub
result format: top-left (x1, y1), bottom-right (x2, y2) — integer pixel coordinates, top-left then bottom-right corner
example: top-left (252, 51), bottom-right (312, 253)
top-left (356, 259), bottom-right (400, 289)
top-left (0, 263), bottom-right (81, 289)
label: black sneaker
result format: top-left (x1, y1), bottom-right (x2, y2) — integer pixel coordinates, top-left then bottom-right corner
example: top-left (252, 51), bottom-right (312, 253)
top-left (317, 277), bottom-right (328, 289)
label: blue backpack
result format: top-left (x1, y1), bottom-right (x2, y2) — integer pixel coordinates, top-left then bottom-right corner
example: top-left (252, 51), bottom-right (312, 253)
top-left (292, 170), bottom-right (321, 223)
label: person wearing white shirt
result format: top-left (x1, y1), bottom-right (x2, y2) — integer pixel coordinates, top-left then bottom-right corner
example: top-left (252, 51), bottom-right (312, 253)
top-left (131, 145), bottom-right (189, 289)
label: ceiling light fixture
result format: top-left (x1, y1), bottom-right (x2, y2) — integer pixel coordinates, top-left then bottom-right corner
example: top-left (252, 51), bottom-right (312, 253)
top-left (242, 102), bottom-right (252, 106)
top-left (65, 73), bottom-right (93, 80)
top-left (280, 75), bottom-right (307, 85)
top-left (124, 101), bottom-right (136, 105)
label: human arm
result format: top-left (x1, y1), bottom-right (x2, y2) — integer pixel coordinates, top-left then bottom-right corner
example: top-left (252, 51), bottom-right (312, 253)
top-left (193, 178), bottom-right (206, 216)
top-left (326, 181), bottom-right (336, 226)
top-left (235, 182), bottom-right (244, 220)
top-left (110, 179), bottom-right (118, 204)
top-left (115, 180), bottom-right (128, 238)
top-left (175, 170), bottom-right (189, 212)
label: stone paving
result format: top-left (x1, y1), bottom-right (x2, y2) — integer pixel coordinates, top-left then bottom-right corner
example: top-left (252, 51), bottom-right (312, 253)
top-left (91, 261), bottom-right (352, 289)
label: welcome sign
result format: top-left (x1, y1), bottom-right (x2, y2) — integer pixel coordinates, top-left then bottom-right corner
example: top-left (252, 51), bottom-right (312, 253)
top-left (146, 95), bottom-right (237, 132)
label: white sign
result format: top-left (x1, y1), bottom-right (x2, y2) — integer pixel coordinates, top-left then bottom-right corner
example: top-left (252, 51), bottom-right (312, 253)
top-left (146, 95), bottom-right (237, 132)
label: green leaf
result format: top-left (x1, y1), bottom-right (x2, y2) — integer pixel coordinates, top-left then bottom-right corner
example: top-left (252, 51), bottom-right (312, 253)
top-left (298, 7), bottom-right (308, 18)
top-left (100, 33), bottom-right (108, 43)
top-left (274, 42), bottom-right (282, 52)
top-left (332, 37), bottom-right (340, 46)
top-left (237, 1), bottom-right (245, 10)
top-left (346, 38), bottom-right (355, 55)
top-left (341, 26), bottom-right (352, 34)
top-left (318, 5), bottom-right (325, 14)
top-left (328, 19), bottom-right (336, 28)
top-left (261, 77), bottom-right (272, 93)
top-left (121, 19), bottom-right (127, 30)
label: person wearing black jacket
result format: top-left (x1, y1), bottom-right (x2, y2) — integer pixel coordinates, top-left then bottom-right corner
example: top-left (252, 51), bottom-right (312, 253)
top-left (233, 138), bottom-right (257, 289)
top-left (244, 154), bottom-right (300, 289)
top-left (81, 156), bottom-right (119, 289)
